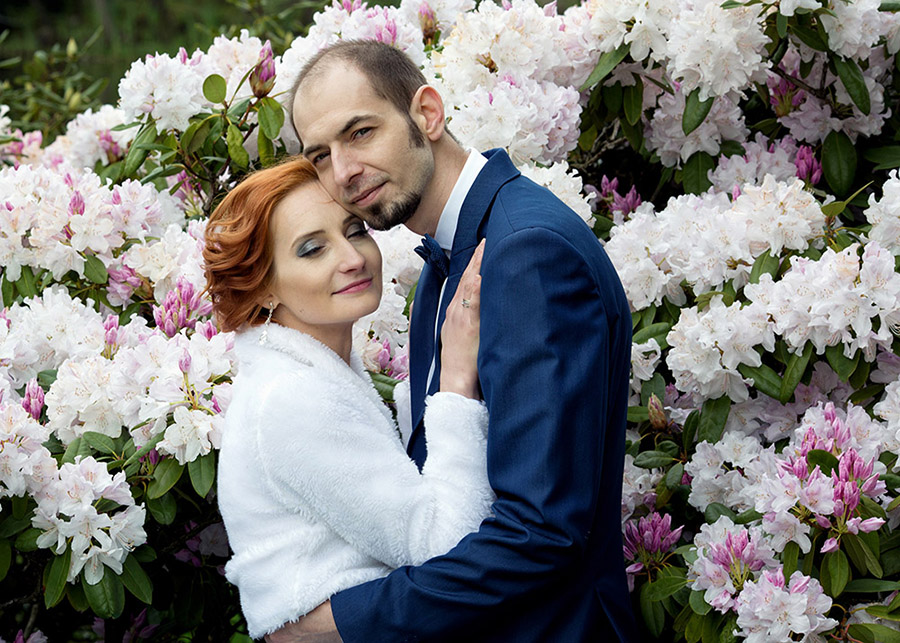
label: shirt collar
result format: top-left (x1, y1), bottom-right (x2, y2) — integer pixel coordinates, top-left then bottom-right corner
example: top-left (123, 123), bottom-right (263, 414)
top-left (433, 148), bottom-right (488, 253)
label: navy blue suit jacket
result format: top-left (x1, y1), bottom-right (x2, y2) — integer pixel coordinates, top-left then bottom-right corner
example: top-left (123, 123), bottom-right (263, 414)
top-left (332, 149), bottom-right (637, 642)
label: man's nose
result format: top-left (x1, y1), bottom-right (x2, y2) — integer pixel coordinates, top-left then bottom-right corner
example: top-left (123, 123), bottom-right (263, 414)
top-left (331, 148), bottom-right (363, 189)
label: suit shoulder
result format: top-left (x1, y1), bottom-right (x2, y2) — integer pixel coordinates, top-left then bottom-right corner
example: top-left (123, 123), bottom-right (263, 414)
top-left (489, 175), bottom-right (592, 239)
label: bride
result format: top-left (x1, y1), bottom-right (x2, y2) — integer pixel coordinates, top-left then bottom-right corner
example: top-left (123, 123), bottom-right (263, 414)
top-left (204, 157), bottom-right (492, 641)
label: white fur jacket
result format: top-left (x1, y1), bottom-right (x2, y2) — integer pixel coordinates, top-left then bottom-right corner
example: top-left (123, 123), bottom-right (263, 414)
top-left (217, 323), bottom-right (494, 639)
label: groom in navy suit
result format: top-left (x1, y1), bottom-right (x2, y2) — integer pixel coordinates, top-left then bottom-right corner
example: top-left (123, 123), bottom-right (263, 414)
top-left (280, 40), bottom-right (637, 642)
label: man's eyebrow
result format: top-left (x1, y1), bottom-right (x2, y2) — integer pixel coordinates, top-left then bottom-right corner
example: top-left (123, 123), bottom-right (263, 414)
top-left (302, 115), bottom-right (375, 159)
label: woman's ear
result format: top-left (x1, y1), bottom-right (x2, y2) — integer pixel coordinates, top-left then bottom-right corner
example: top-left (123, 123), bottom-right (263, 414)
top-left (411, 85), bottom-right (446, 143)
top-left (255, 292), bottom-right (279, 311)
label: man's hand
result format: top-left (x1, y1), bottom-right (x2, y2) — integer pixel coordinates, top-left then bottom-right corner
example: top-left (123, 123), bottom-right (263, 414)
top-left (265, 601), bottom-right (341, 643)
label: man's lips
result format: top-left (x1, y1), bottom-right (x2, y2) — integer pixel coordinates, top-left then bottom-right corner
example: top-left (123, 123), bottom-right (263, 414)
top-left (351, 183), bottom-right (383, 207)
top-left (334, 278), bottom-right (373, 295)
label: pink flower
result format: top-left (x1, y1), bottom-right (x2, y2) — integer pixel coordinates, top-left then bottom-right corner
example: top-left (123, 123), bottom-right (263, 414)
top-left (250, 41), bottom-right (276, 98)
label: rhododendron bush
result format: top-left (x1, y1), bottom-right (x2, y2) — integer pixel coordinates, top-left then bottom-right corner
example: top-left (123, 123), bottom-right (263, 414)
top-left (3, 0), bottom-right (900, 640)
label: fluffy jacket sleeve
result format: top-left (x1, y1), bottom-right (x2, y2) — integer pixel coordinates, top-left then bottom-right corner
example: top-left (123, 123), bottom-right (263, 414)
top-left (254, 375), bottom-right (493, 569)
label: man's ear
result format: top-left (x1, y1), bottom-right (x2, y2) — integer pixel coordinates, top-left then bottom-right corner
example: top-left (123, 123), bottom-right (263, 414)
top-left (411, 85), bottom-right (446, 142)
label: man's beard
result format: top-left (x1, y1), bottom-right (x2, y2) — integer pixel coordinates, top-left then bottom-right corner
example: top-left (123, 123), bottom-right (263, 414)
top-left (364, 189), bottom-right (422, 231)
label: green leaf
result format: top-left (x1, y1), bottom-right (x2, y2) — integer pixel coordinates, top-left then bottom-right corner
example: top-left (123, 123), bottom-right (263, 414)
top-left (826, 343), bottom-right (859, 381)
top-left (821, 549), bottom-right (849, 597)
top-left (83, 567), bottom-right (125, 619)
top-left (633, 322), bottom-right (671, 346)
top-left (37, 369), bottom-right (57, 388)
top-left (833, 56), bottom-right (870, 115)
top-left (257, 96), bottom-right (285, 141)
top-left (851, 624), bottom-right (900, 643)
top-left (777, 342), bottom-right (812, 403)
top-left (689, 589), bottom-right (712, 615)
top-left (738, 362), bottom-right (783, 400)
top-left (733, 509), bottom-right (763, 525)
top-left (15, 527), bottom-right (41, 552)
top-left (845, 533), bottom-right (883, 577)
top-left (67, 581), bottom-right (89, 612)
top-left (639, 580), bottom-right (666, 638)
top-left (0, 515), bottom-right (30, 538)
top-left (643, 575), bottom-right (688, 601)
top-left (580, 43), bottom-right (631, 91)
top-left (139, 163), bottom-right (185, 186)
top-left (628, 406), bottom-right (649, 422)
top-left (226, 123), bottom-right (250, 169)
top-left (863, 145), bottom-right (900, 171)
top-left (16, 265), bottom-right (37, 298)
top-left (147, 458), bottom-right (184, 500)
top-left (122, 123), bottom-right (157, 179)
top-left (845, 579), bottom-right (900, 593)
top-left (188, 451), bottom-right (216, 498)
top-left (718, 140), bottom-right (745, 158)
top-left (82, 431), bottom-right (116, 455)
top-left (258, 129), bottom-right (275, 167)
top-left (806, 449), bottom-right (840, 475)
top-left (0, 539), bottom-right (10, 582)
top-left (682, 151), bottom-right (715, 195)
top-left (203, 74), bottom-right (227, 104)
top-left (776, 11), bottom-right (788, 37)
top-left (792, 24), bottom-right (828, 51)
top-left (749, 250), bottom-right (780, 284)
top-left (704, 502), bottom-right (737, 524)
top-left (864, 605), bottom-right (900, 621)
top-left (623, 76), bottom-right (644, 126)
top-left (633, 450), bottom-right (677, 469)
top-left (697, 396), bottom-right (731, 445)
top-left (369, 372), bottom-right (400, 402)
top-left (182, 118), bottom-right (214, 157)
top-left (683, 89), bottom-right (714, 135)
top-left (683, 410), bottom-right (699, 452)
top-left (782, 541), bottom-right (800, 577)
top-left (1, 273), bottom-right (15, 307)
top-left (666, 462), bottom-right (685, 489)
top-left (121, 555), bottom-right (153, 604)
top-left (146, 493), bottom-right (177, 525)
top-left (44, 546), bottom-right (71, 608)
top-left (822, 130), bottom-right (856, 197)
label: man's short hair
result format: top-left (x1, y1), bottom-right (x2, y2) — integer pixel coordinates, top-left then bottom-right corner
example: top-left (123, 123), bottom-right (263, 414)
top-left (290, 41), bottom-right (427, 146)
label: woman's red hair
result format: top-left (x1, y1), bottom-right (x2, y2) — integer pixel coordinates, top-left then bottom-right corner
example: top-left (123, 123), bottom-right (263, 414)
top-left (204, 157), bottom-right (319, 332)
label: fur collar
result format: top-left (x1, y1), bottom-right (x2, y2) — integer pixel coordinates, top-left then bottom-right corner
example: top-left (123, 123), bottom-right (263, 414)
top-left (234, 323), bottom-right (395, 428)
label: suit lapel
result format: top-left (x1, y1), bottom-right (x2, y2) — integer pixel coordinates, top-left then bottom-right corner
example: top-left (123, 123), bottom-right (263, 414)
top-left (408, 150), bottom-right (521, 461)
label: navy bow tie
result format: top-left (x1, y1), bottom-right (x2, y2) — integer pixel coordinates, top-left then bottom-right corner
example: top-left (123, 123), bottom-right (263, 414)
top-left (414, 234), bottom-right (449, 279)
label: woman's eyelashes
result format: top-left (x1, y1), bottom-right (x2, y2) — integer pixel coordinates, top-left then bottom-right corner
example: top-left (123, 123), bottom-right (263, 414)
top-left (296, 225), bottom-right (368, 258)
top-left (296, 240), bottom-right (324, 258)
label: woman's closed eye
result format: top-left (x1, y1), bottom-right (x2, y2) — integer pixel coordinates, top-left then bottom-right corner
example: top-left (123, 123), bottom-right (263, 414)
top-left (347, 222), bottom-right (369, 239)
top-left (296, 240), bottom-right (324, 258)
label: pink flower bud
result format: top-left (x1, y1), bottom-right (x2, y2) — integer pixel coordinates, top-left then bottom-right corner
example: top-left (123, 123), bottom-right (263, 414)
top-left (179, 350), bottom-right (192, 375)
top-left (814, 514), bottom-right (831, 529)
top-left (820, 537), bottom-right (839, 553)
top-left (647, 394), bottom-right (667, 430)
top-left (859, 517), bottom-right (886, 533)
top-left (250, 41), bottom-right (276, 98)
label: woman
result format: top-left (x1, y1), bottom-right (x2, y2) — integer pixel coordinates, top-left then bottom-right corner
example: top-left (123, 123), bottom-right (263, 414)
top-left (204, 158), bottom-right (493, 640)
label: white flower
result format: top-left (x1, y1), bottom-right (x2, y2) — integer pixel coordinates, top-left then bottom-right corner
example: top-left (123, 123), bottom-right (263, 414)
top-left (118, 52), bottom-right (207, 134)
top-left (157, 406), bottom-right (222, 465)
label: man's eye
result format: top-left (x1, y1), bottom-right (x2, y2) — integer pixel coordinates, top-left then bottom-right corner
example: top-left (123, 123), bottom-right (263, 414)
top-left (353, 127), bottom-right (371, 140)
top-left (312, 152), bottom-right (329, 165)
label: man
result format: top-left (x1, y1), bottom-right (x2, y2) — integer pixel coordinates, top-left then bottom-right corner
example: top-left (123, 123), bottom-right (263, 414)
top-left (276, 40), bottom-right (637, 642)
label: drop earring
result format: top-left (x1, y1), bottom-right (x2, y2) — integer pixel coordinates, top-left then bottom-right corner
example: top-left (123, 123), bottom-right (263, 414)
top-left (259, 302), bottom-right (275, 345)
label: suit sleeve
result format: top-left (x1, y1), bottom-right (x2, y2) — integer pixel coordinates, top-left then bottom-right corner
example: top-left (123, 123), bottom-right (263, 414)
top-left (255, 379), bottom-right (493, 569)
top-left (332, 227), bottom-right (624, 640)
